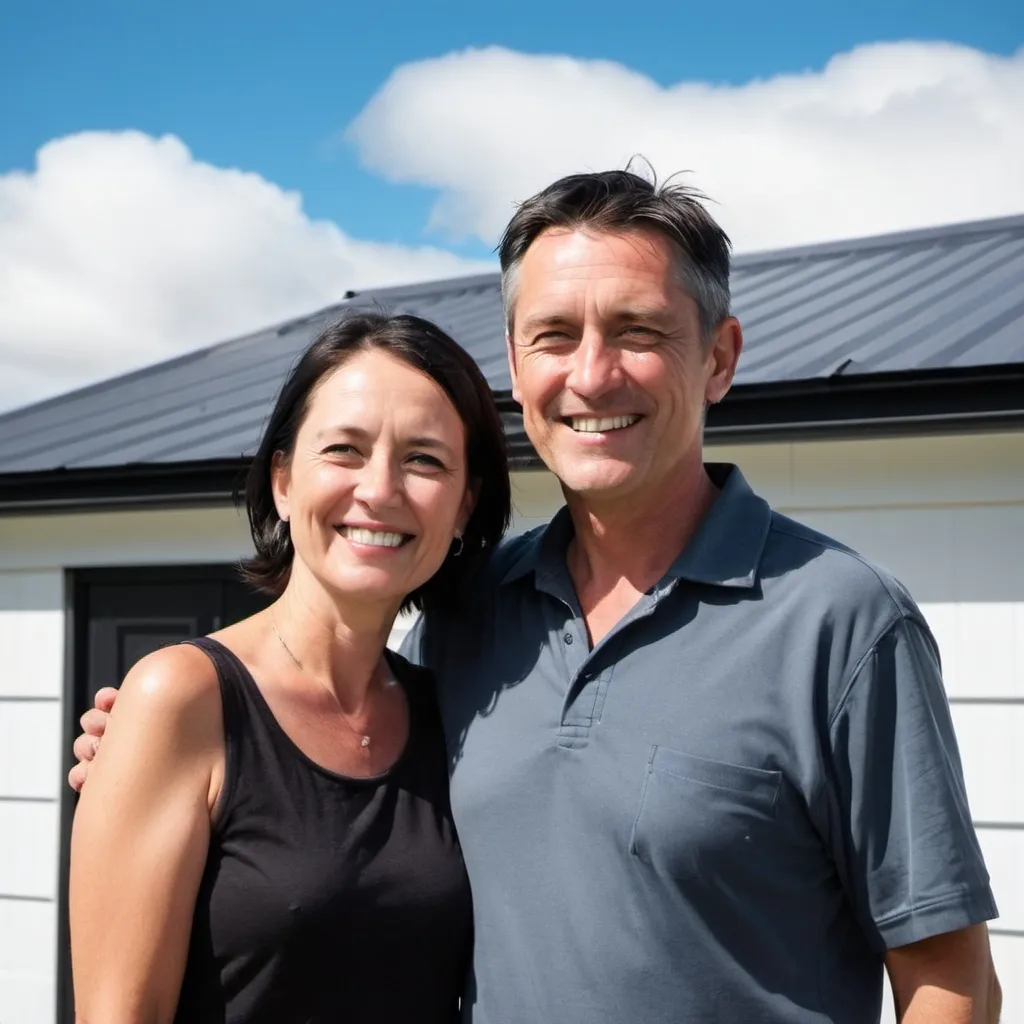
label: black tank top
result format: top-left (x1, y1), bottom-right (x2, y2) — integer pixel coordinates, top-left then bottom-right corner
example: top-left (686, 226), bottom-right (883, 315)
top-left (174, 636), bottom-right (472, 1023)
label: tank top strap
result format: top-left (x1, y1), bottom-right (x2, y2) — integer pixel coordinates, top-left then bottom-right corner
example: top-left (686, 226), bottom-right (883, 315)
top-left (180, 635), bottom-right (293, 827)
top-left (180, 635), bottom-right (252, 734)
top-left (383, 648), bottom-right (437, 712)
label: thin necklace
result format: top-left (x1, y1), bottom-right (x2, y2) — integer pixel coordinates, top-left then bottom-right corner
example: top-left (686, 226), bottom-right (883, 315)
top-left (269, 609), bottom-right (383, 750)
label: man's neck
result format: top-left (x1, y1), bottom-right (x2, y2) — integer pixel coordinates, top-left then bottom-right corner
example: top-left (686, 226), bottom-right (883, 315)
top-left (565, 461), bottom-right (719, 589)
top-left (563, 462), bottom-right (720, 646)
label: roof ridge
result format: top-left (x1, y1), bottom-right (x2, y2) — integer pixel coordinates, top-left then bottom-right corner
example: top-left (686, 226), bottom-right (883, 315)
top-left (733, 213), bottom-right (1024, 268)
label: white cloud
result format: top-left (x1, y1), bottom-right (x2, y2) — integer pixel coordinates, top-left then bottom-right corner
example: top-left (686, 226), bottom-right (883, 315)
top-left (0, 131), bottom-right (492, 411)
top-left (348, 41), bottom-right (1024, 251)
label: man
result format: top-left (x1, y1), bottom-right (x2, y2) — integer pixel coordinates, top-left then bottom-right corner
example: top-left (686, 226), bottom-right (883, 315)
top-left (73, 170), bottom-right (1000, 1022)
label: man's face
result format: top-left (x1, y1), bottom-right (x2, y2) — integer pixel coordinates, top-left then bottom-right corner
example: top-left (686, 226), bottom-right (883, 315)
top-left (507, 227), bottom-right (741, 506)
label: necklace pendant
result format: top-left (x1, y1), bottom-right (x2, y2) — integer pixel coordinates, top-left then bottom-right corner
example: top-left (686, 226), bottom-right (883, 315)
top-left (360, 735), bottom-right (371, 748)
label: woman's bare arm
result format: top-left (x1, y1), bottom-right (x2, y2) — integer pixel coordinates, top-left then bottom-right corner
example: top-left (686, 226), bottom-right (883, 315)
top-left (70, 644), bottom-right (223, 1024)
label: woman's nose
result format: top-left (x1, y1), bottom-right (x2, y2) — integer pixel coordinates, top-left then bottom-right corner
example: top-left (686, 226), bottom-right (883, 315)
top-left (352, 455), bottom-right (402, 507)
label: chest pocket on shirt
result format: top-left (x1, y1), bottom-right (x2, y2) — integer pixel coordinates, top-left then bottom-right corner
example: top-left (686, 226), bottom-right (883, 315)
top-left (630, 746), bottom-right (782, 884)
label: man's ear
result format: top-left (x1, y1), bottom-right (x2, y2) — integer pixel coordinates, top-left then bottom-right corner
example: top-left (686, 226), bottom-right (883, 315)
top-left (704, 317), bottom-right (743, 406)
top-left (506, 330), bottom-right (522, 405)
top-left (270, 450), bottom-right (292, 523)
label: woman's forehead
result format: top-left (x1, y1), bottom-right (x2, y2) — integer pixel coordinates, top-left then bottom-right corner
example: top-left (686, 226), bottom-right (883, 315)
top-left (304, 350), bottom-right (463, 432)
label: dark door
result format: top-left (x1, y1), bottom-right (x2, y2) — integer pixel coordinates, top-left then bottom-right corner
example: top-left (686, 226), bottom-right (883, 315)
top-left (58, 566), bottom-right (270, 1023)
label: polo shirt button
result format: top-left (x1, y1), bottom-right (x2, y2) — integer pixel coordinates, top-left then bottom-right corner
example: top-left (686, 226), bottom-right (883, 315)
top-left (563, 632), bottom-right (574, 645)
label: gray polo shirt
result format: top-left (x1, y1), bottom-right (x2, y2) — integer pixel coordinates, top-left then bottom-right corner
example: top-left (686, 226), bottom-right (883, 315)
top-left (402, 464), bottom-right (996, 1024)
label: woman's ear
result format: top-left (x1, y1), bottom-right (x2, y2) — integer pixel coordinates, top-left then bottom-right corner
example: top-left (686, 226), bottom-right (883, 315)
top-left (270, 450), bottom-right (292, 524)
top-left (457, 480), bottom-right (480, 537)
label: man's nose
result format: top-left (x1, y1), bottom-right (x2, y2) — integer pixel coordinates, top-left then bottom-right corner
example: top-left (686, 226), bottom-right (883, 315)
top-left (352, 454), bottom-right (402, 507)
top-left (565, 332), bottom-right (622, 400)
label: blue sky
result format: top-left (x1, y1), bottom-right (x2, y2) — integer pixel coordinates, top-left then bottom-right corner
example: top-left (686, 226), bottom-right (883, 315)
top-left (3, 0), bottom-right (1022, 258)
top-left (1, 0), bottom-right (1022, 410)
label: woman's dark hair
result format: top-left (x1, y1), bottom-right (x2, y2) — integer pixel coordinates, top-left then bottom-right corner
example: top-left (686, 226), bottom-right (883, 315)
top-left (239, 311), bottom-right (511, 612)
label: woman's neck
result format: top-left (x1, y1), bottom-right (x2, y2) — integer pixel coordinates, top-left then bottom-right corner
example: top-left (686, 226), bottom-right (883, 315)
top-left (269, 573), bottom-right (400, 712)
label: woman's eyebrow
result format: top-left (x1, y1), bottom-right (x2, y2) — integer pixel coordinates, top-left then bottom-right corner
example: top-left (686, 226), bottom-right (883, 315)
top-left (316, 425), bottom-right (370, 442)
top-left (316, 426), bottom-right (455, 459)
top-left (406, 436), bottom-right (456, 457)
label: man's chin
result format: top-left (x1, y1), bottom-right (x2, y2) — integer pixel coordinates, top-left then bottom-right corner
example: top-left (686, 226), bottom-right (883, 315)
top-left (556, 464), bottom-right (639, 502)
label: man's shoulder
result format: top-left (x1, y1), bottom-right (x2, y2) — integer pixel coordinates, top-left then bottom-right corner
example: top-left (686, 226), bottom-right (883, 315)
top-left (456, 524), bottom-right (550, 602)
top-left (762, 509), bottom-right (921, 627)
top-left (415, 525), bottom-right (549, 639)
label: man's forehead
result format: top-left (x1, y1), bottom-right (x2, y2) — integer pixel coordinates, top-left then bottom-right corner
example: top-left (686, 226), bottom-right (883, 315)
top-left (513, 227), bottom-right (691, 322)
top-left (521, 225), bottom-right (676, 277)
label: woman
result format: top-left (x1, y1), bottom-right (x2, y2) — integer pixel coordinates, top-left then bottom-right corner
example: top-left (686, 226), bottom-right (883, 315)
top-left (69, 312), bottom-right (511, 1023)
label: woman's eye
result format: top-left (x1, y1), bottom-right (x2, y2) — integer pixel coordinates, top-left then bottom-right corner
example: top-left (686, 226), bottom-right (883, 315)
top-left (408, 453), bottom-right (445, 469)
top-left (323, 444), bottom-right (357, 456)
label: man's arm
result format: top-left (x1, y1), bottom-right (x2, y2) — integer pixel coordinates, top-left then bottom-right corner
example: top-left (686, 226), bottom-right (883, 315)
top-left (886, 924), bottom-right (1001, 1022)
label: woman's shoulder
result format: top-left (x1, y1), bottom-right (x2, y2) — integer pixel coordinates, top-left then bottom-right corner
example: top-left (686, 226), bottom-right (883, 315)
top-left (114, 642), bottom-right (222, 739)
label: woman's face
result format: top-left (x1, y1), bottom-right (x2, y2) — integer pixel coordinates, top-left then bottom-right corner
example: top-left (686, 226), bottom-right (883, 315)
top-left (273, 348), bottom-right (474, 610)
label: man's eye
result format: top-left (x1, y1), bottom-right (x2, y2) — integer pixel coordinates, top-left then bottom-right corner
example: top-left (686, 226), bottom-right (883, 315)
top-left (534, 331), bottom-right (571, 345)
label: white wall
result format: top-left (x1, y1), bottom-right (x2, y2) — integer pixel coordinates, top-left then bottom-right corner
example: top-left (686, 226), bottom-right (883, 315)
top-left (0, 569), bottom-right (63, 1024)
top-left (1, 437), bottom-right (1021, 1020)
top-left (0, 505), bottom-right (256, 1024)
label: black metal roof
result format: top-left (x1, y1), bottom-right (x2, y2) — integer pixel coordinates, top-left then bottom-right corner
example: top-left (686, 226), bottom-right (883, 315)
top-left (2, 214), bottom-right (1023, 511)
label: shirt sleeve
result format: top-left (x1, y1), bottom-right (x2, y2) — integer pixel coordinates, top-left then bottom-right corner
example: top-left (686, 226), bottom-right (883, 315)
top-left (823, 613), bottom-right (998, 951)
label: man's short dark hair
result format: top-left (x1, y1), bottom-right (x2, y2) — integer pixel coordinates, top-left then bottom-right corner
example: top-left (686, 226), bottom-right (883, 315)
top-left (498, 168), bottom-right (732, 341)
top-left (240, 311), bottom-right (511, 613)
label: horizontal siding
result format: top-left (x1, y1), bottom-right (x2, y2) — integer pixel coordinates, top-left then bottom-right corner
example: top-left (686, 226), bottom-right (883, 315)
top-left (0, 571), bottom-right (63, 699)
top-left (714, 432), bottom-right (1024, 511)
top-left (0, 569), bottom-right (63, 1022)
top-left (0, 802), bottom-right (60, 900)
top-left (792, 504), bottom-right (1024, 606)
top-left (0, 898), bottom-right (56, 1024)
top-left (992, 935), bottom-right (1024, 1019)
top-left (925, 602), bottom-right (1024, 699)
top-left (978, 829), bottom-right (1024, 932)
top-left (951, 706), bottom-right (1024, 825)
top-left (0, 969), bottom-right (55, 1024)
top-left (0, 701), bottom-right (62, 800)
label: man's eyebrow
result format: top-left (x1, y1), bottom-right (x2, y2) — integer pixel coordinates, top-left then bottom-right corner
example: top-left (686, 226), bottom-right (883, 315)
top-left (611, 306), bottom-right (675, 325)
top-left (518, 307), bottom-right (676, 334)
top-left (518, 313), bottom-right (576, 335)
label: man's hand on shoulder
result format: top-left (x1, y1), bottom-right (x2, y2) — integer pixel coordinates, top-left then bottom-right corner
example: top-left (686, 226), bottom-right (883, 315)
top-left (68, 685), bottom-right (120, 792)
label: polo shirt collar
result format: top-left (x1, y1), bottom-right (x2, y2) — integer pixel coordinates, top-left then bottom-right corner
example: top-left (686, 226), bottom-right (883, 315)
top-left (661, 464), bottom-right (771, 589)
top-left (500, 464), bottom-right (772, 591)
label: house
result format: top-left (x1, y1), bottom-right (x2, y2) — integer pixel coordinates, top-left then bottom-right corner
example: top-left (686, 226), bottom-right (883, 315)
top-left (1, 214), bottom-right (1023, 1023)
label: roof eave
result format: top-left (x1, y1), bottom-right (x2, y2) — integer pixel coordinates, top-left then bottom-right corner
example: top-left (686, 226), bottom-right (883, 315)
top-left (3, 364), bottom-right (1023, 514)
top-left (0, 459), bottom-right (251, 515)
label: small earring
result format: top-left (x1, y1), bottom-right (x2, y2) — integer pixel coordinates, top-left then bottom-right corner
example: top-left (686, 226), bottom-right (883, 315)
top-left (450, 534), bottom-right (464, 557)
